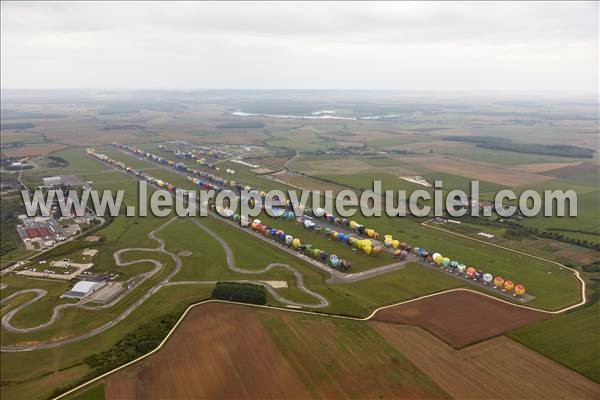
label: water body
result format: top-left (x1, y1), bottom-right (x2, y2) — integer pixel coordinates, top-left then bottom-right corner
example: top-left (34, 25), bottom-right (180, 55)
top-left (231, 110), bottom-right (400, 121)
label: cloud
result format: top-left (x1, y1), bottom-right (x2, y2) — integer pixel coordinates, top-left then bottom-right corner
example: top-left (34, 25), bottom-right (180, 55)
top-left (1, 1), bottom-right (598, 90)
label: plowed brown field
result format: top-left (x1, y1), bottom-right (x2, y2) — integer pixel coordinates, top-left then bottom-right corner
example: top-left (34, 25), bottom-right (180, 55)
top-left (371, 290), bottom-right (550, 347)
top-left (106, 303), bottom-right (310, 399)
top-left (372, 323), bottom-right (600, 400)
top-left (106, 303), bottom-right (449, 399)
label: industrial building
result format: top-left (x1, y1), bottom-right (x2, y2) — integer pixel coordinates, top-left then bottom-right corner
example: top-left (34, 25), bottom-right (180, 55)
top-left (43, 176), bottom-right (63, 186)
top-left (16, 217), bottom-right (68, 245)
top-left (61, 280), bottom-right (106, 299)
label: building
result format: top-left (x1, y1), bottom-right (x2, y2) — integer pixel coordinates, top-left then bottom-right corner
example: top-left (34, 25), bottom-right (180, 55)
top-left (16, 217), bottom-right (68, 243)
top-left (43, 176), bottom-right (62, 186)
top-left (61, 280), bottom-right (106, 299)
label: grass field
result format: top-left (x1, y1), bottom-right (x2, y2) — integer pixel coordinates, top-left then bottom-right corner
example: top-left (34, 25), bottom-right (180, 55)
top-left (508, 301), bottom-right (600, 383)
top-left (67, 383), bottom-right (105, 400)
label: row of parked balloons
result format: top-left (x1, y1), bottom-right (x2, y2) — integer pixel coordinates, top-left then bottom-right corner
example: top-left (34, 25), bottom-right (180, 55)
top-left (158, 144), bottom-right (234, 173)
top-left (87, 149), bottom-right (525, 296)
top-left (90, 148), bottom-right (360, 271)
top-left (107, 142), bottom-right (391, 264)
top-left (111, 142), bottom-right (399, 257)
top-left (292, 214), bottom-right (410, 259)
top-left (414, 248), bottom-right (526, 295)
top-left (249, 219), bottom-right (351, 271)
top-left (97, 147), bottom-right (525, 293)
top-left (113, 142), bottom-right (237, 191)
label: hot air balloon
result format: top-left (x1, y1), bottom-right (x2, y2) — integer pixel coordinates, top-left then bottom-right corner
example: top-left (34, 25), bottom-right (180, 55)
top-left (433, 253), bottom-right (443, 265)
top-left (494, 276), bottom-right (505, 288)
top-left (457, 264), bottom-right (466, 273)
top-left (449, 260), bottom-right (459, 270)
top-left (504, 280), bottom-right (515, 292)
top-left (392, 240), bottom-right (400, 249)
top-left (514, 284), bottom-right (526, 296)
top-left (384, 236), bottom-right (393, 247)
top-left (320, 251), bottom-right (328, 261)
top-left (466, 267), bottom-right (476, 277)
top-left (292, 238), bottom-right (301, 249)
top-left (442, 257), bottom-right (451, 267)
top-left (373, 246), bottom-right (383, 256)
top-left (329, 254), bottom-right (340, 268)
top-left (363, 244), bottom-right (373, 256)
top-left (349, 220), bottom-right (357, 229)
top-left (285, 235), bottom-right (293, 246)
top-left (483, 273), bottom-right (493, 284)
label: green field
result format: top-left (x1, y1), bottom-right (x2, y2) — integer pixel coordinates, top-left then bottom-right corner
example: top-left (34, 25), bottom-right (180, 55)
top-left (509, 301), bottom-right (600, 383)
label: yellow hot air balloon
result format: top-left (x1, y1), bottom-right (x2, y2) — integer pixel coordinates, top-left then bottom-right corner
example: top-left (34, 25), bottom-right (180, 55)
top-left (504, 280), bottom-right (515, 292)
top-left (384, 237), bottom-right (393, 247)
top-left (292, 238), bottom-right (301, 249)
top-left (434, 254), bottom-right (443, 265)
top-left (366, 229), bottom-right (375, 238)
top-left (349, 220), bottom-right (357, 229)
top-left (363, 244), bottom-right (372, 255)
top-left (392, 240), bottom-right (400, 249)
top-left (494, 276), bottom-right (504, 288)
top-left (514, 284), bottom-right (526, 296)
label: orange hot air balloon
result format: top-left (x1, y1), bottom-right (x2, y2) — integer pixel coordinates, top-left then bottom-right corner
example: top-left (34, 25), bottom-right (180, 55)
top-left (504, 280), bottom-right (515, 292)
top-left (514, 284), bottom-right (526, 296)
top-left (466, 267), bottom-right (476, 277)
top-left (493, 276), bottom-right (505, 288)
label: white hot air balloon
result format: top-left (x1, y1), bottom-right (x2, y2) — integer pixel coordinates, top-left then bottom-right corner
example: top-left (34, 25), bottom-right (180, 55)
top-left (483, 273), bottom-right (493, 284)
top-left (285, 235), bottom-right (293, 246)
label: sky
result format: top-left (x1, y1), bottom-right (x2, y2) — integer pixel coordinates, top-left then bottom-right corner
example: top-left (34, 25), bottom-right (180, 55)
top-left (1, 1), bottom-right (598, 91)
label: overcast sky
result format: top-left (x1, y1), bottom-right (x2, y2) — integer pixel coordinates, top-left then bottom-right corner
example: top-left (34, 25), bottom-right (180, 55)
top-left (1, 1), bottom-right (598, 91)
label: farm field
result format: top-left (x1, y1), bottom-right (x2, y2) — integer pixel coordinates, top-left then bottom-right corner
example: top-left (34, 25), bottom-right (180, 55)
top-left (103, 302), bottom-right (600, 400)
top-left (372, 323), bottom-right (600, 400)
top-left (106, 303), bottom-right (450, 399)
top-left (372, 290), bottom-right (550, 348)
top-left (509, 301), bottom-right (600, 383)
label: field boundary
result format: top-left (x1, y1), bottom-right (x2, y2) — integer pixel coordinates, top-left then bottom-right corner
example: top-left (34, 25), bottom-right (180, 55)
top-left (421, 219), bottom-right (587, 313)
top-left (51, 284), bottom-right (583, 400)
